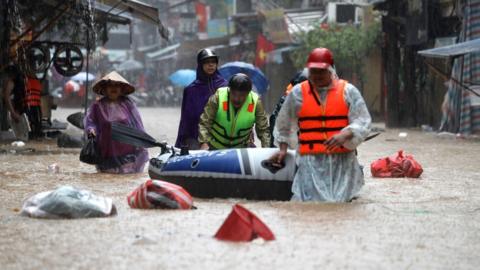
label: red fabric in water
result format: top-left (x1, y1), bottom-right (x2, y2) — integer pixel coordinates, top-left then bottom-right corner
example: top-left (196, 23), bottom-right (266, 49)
top-left (371, 150), bottom-right (423, 178)
top-left (127, 179), bottom-right (193, 209)
top-left (215, 204), bottom-right (275, 242)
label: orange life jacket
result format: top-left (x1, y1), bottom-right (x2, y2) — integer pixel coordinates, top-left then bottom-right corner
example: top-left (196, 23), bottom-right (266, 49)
top-left (25, 77), bottom-right (42, 107)
top-left (298, 79), bottom-right (351, 155)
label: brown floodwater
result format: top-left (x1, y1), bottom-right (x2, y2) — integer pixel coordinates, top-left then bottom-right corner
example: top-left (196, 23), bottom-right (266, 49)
top-left (0, 107), bottom-right (479, 270)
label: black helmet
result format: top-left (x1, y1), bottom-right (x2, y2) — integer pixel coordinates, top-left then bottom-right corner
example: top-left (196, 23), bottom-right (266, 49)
top-left (197, 48), bottom-right (218, 64)
top-left (228, 73), bottom-right (252, 92)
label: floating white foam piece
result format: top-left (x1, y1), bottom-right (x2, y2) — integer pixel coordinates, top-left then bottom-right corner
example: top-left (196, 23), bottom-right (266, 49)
top-left (11, 141), bottom-right (25, 147)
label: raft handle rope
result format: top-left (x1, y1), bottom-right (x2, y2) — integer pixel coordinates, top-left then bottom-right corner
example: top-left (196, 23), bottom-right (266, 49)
top-left (261, 159), bottom-right (285, 174)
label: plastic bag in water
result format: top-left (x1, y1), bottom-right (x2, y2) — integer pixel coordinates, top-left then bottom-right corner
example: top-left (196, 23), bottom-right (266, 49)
top-left (371, 150), bottom-right (423, 178)
top-left (21, 186), bottom-right (116, 219)
top-left (79, 137), bottom-right (101, 164)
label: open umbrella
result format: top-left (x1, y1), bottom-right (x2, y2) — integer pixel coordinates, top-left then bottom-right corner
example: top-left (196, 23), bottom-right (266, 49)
top-left (116, 59), bottom-right (144, 71)
top-left (169, 69), bottom-right (196, 87)
top-left (219, 61), bottom-right (269, 95)
top-left (66, 112), bottom-right (84, 129)
top-left (71, 72), bottom-right (96, 82)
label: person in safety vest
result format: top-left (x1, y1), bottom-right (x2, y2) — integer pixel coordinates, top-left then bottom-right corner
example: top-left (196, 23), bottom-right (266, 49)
top-left (269, 48), bottom-right (372, 202)
top-left (25, 74), bottom-right (43, 139)
top-left (198, 73), bottom-right (271, 150)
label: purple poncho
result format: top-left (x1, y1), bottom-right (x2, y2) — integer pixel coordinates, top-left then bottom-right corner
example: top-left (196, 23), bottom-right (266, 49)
top-left (84, 96), bottom-right (149, 173)
top-left (175, 63), bottom-right (228, 148)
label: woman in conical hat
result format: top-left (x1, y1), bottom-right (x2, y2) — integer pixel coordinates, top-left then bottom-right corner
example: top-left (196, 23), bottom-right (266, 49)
top-left (84, 71), bottom-right (148, 173)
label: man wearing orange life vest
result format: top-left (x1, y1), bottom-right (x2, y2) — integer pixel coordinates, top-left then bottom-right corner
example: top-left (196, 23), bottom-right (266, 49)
top-left (25, 75), bottom-right (43, 139)
top-left (270, 48), bottom-right (371, 202)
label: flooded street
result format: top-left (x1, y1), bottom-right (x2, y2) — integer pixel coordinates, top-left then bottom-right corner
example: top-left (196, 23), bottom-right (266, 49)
top-left (0, 107), bottom-right (479, 270)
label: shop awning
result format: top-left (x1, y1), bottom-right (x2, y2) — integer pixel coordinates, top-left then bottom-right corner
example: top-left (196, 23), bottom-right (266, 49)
top-left (137, 43), bottom-right (161, 52)
top-left (41, 0), bottom-right (132, 25)
top-left (93, 2), bottom-right (134, 25)
top-left (418, 38), bottom-right (480, 58)
top-left (97, 0), bottom-right (169, 40)
top-left (98, 0), bottom-right (158, 25)
top-left (151, 52), bottom-right (177, 62)
top-left (146, 43), bottom-right (181, 59)
top-left (286, 9), bottom-right (327, 35)
top-left (42, 0), bottom-right (168, 39)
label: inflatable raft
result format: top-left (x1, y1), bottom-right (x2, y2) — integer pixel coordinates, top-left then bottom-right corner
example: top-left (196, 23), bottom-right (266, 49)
top-left (112, 122), bottom-right (380, 201)
top-left (148, 148), bottom-right (296, 201)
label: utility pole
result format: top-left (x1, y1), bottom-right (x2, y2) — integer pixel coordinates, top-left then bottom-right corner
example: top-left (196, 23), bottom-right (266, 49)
top-left (384, 1), bottom-right (401, 127)
top-left (0, 0), bottom-right (12, 131)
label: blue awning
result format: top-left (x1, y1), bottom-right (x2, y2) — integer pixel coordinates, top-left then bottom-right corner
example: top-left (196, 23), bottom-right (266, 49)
top-left (418, 38), bottom-right (480, 58)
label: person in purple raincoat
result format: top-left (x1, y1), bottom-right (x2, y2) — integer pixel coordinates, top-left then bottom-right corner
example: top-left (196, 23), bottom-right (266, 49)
top-left (84, 71), bottom-right (149, 174)
top-left (175, 49), bottom-right (228, 149)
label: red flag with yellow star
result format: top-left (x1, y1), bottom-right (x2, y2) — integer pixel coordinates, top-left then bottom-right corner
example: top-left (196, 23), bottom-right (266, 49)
top-left (255, 34), bottom-right (275, 67)
top-left (195, 2), bottom-right (208, 32)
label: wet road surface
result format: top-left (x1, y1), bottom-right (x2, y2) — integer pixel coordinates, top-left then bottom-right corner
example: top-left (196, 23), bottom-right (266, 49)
top-left (1, 107), bottom-right (479, 269)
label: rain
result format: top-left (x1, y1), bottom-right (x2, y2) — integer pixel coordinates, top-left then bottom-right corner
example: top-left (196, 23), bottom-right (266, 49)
top-left (0, 0), bottom-right (479, 269)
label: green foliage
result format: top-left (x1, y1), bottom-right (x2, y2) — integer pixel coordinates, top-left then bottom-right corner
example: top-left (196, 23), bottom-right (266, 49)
top-left (293, 22), bottom-right (382, 80)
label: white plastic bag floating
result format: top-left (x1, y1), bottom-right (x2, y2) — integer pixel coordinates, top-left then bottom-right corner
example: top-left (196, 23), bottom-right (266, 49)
top-left (21, 186), bottom-right (116, 219)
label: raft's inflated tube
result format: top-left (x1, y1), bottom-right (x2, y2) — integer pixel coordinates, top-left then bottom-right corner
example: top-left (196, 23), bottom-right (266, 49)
top-left (148, 148), bottom-right (296, 201)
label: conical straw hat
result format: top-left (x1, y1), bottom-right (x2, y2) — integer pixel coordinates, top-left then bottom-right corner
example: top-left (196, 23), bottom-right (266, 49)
top-left (92, 71), bottom-right (135, 95)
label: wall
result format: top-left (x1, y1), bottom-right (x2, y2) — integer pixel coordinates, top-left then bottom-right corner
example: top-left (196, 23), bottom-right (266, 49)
top-left (0, 1), bottom-right (11, 130)
top-left (362, 47), bottom-right (383, 119)
top-left (263, 52), bottom-right (298, 113)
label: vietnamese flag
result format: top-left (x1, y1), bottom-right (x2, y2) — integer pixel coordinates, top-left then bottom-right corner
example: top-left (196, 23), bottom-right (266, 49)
top-left (195, 2), bottom-right (208, 32)
top-left (255, 34), bottom-right (275, 67)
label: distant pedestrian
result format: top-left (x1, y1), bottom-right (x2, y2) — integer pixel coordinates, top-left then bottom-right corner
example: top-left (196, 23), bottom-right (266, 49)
top-left (175, 49), bottom-right (227, 150)
top-left (3, 65), bottom-right (29, 141)
top-left (24, 74), bottom-right (43, 139)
